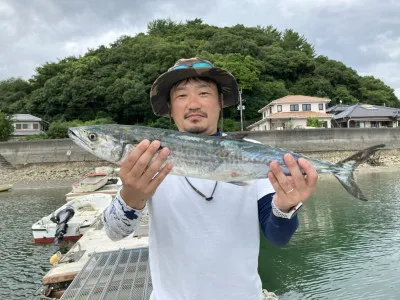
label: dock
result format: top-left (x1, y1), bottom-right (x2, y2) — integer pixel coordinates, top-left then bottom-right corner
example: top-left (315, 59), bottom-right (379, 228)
top-left (60, 247), bottom-right (152, 299)
top-left (41, 215), bottom-right (149, 299)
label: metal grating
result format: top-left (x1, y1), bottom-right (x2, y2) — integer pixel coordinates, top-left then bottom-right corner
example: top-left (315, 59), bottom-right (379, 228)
top-left (61, 247), bottom-right (152, 300)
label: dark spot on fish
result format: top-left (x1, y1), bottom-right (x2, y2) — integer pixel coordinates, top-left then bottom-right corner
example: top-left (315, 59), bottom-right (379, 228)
top-left (231, 171), bottom-right (240, 177)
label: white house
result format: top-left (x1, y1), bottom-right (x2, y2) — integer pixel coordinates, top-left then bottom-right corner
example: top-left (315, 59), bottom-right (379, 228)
top-left (247, 95), bottom-right (333, 131)
top-left (11, 114), bottom-right (46, 137)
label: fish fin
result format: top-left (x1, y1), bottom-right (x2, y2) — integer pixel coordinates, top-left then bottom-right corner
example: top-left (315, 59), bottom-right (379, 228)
top-left (332, 144), bottom-right (385, 201)
top-left (0, 154), bottom-right (14, 169)
top-left (228, 181), bottom-right (250, 186)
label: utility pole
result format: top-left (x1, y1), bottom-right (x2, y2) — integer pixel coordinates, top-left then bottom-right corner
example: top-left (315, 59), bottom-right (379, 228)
top-left (237, 89), bottom-right (245, 131)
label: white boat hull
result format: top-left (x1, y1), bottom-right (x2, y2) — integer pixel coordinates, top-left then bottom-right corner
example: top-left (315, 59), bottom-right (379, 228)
top-left (72, 173), bottom-right (109, 193)
top-left (32, 193), bottom-right (113, 244)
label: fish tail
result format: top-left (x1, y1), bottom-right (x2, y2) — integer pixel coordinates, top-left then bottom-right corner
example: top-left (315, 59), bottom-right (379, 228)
top-left (332, 144), bottom-right (385, 201)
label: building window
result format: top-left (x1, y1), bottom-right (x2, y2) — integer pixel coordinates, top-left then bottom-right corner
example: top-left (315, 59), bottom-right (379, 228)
top-left (23, 124), bottom-right (29, 129)
top-left (33, 123), bottom-right (39, 130)
top-left (269, 107), bottom-right (272, 114)
top-left (302, 104), bottom-right (311, 111)
top-left (370, 121), bottom-right (378, 128)
top-left (16, 124), bottom-right (22, 129)
top-left (319, 103), bottom-right (324, 110)
top-left (290, 104), bottom-right (299, 111)
top-left (356, 121), bottom-right (365, 128)
top-left (277, 105), bottom-right (282, 112)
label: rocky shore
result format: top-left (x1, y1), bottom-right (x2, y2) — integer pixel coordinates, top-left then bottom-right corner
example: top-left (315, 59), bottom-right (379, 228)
top-left (0, 148), bottom-right (398, 188)
top-left (0, 161), bottom-right (115, 188)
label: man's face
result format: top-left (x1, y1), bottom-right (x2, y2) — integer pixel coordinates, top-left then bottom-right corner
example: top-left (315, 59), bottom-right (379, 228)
top-left (169, 78), bottom-right (221, 135)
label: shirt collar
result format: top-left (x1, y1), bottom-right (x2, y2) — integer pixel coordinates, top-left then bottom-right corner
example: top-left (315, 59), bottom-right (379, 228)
top-left (210, 130), bottom-right (221, 136)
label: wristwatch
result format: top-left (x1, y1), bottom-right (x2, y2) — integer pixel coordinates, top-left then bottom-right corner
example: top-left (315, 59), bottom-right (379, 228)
top-left (271, 199), bottom-right (302, 219)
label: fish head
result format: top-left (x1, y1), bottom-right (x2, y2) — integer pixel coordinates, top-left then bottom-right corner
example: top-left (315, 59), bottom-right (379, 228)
top-left (68, 126), bottom-right (129, 164)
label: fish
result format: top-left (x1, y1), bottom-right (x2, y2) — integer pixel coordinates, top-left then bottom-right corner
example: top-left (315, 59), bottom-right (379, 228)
top-left (68, 124), bottom-right (386, 201)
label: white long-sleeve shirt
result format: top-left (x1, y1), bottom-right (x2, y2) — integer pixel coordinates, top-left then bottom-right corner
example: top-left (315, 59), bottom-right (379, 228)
top-left (103, 175), bottom-right (298, 300)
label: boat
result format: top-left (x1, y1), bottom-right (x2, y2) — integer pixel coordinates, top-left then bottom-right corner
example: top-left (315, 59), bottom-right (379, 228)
top-left (0, 184), bottom-right (13, 192)
top-left (71, 172), bottom-right (109, 193)
top-left (32, 193), bottom-right (113, 244)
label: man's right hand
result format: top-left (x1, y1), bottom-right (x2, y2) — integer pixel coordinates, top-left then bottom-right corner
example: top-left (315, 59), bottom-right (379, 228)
top-left (119, 139), bottom-right (172, 210)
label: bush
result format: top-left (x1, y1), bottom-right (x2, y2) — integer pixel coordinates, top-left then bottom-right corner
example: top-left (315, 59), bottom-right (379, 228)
top-left (147, 118), bottom-right (177, 130)
top-left (222, 119), bottom-right (240, 132)
top-left (46, 117), bottom-right (116, 139)
top-left (306, 117), bottom-right (324, 128)
top-left (0, 110), bottom-right (14, 141)
top-left (22, 133), bottom-right (48, 141)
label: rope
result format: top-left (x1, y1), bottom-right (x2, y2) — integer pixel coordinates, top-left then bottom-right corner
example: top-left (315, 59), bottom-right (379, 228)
top-left (184, 177), bottom-right (218, 201)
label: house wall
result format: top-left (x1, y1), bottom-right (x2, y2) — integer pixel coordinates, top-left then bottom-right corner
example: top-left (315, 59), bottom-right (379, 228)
top-left (249, 120), bottom-right (270, 131)
top-left (265, 102), bottom-right (327, 116)
top-left (13, 121), bottom-right (43, 132)
top-left (334, 119), bottom-right (399, 128)
top-left (253, 118), bottom-right (332, 130)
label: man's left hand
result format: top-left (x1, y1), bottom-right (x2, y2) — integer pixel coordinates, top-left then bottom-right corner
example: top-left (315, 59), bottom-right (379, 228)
top-left (267, 153), bottom-right (318, 212)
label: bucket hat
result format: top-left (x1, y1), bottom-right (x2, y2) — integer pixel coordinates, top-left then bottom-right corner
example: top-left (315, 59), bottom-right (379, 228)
top-left (150, 57), bottom-right (239, 117)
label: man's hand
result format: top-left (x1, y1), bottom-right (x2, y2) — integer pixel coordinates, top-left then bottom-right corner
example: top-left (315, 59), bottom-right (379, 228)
top-left (119, 139), bottom-right (173, 210)
top-left (267, 153), bottom-right (318, 212)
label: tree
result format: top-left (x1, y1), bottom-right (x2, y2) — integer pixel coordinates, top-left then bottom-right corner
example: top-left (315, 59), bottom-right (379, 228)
top-left (331, 85), bottom-right (358, 105)
top-left (0, 110), bottom-right (14, 141)
top-left (359, 76), bottom-right (399, 107)
top-left (0, 19), bottom-right (398, 128)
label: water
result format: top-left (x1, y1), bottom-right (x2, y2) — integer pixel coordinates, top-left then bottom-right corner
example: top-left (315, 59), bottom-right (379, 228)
top-left (259, 170), bottom-right (400, 300)
top-left (1, 172), bottom-right (400, 299)
top-left (0, 187), bottom-right (70, 300)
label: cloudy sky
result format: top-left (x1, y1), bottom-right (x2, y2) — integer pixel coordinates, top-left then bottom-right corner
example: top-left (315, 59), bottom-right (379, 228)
top-left (1, 0), bottom-right (400, 97)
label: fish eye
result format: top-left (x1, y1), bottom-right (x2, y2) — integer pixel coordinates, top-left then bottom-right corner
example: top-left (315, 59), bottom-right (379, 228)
top-left (88, 133), bottom-right (97, 141)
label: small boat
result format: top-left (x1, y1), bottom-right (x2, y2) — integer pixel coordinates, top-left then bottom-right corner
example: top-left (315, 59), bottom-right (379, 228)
top-left (32, 193), bottom-right (113, 244)
top-left (65, 183), bottom-right (120, 202)
top-left (0, 184), bottom-right (13, 192)
top-left (71, 172), bottom-right (108, 193)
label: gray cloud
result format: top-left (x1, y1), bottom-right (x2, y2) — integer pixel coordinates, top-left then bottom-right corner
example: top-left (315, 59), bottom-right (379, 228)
top-left (1, 0), bottom-right (400, 97)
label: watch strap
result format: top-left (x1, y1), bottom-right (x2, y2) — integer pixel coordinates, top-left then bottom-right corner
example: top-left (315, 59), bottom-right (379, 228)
top-left (271, 199), bottom-right (302, 219)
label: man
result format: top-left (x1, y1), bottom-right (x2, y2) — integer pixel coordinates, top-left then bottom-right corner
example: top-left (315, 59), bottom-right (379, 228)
top-left (103, 57), bottom-right (318, 300)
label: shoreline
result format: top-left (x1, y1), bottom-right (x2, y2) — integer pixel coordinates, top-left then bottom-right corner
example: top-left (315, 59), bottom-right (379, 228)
top-left (1, 147), bottom-right (399, 188)
top-left (0, 161), bottom-right (116, 189)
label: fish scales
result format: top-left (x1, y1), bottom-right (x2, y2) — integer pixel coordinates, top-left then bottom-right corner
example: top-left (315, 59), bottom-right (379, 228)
top-left (68, 124), bottom-right (386, 201)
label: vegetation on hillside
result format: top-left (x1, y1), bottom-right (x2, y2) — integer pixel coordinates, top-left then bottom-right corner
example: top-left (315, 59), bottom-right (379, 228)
top-left (0, 18), bottom-right (398, 134)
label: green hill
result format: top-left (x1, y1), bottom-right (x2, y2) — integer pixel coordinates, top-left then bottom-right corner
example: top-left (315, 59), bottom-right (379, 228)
top-left (0, 18), bottom-right (398, 130)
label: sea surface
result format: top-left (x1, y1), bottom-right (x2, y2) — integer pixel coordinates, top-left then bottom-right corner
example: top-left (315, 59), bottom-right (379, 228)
top-left (259, 170), bottom-right (400, 300)
top-left (1, 170), bottom-right (400, 299)
top-left (0, 187), bottom-right (69, 300)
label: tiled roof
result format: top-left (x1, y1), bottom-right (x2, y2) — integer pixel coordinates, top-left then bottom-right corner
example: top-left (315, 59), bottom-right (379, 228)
top-left (334, 104), bottom-right (400, 119)
top-left (11, 114), bottom-right (42, 122)
top-left (267, 111), bottom-right (333, 119)
top-left (326, 104), bottom-right (350, 113)
top-left (272, 95), bottom-right (330, 104)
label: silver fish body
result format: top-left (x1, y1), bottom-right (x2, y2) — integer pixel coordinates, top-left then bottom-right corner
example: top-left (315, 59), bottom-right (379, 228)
top-left (68, 124), bottom-right (385, 201)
